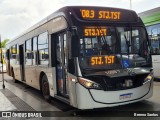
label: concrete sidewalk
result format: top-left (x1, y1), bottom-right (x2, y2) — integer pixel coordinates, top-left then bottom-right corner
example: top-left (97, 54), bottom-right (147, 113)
top-left (0, 90), bottom-right (16, 111)
top-left (0, 74), bottom-right (16, 112)
top-left (0, 74), bottom-right (60, 111)
top-left (0, 88), bottom-right (35, 111)
top-left (0, 74), bottom-right (63, 120)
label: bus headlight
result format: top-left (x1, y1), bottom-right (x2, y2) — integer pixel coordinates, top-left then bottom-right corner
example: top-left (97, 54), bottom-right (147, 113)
top-left (143, 73), bottom-right (153, 85)
top-left (78, 77), bottom-right (102, 90)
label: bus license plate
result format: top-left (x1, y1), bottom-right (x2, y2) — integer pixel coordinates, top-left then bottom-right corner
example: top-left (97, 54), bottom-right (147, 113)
top-left (119, 93), bottom-right (133, 100)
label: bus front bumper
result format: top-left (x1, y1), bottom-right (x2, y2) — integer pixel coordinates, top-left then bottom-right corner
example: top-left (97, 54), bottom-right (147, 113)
top-left (75, 80), bottom-right (153, 109)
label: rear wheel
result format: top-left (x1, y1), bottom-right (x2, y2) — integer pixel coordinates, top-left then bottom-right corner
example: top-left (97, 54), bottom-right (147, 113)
top-left (41, 75), bottom-right (51, 101)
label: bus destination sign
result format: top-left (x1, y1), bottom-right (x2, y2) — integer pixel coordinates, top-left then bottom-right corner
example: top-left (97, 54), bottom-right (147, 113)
top-left (84, 27), bottom-right (107, 36)
top-left (91, 56), bottom-right (115, 65)
top-left (80, 9), bottom-right (121, 20)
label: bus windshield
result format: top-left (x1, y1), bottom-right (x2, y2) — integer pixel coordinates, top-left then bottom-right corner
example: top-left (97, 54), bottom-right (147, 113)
top-left (78, 26), bottom-right (151, 73)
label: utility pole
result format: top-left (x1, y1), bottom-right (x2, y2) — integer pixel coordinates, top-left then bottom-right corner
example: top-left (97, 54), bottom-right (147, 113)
top-left (0, 35), bottom-right (5, 89)
top-left (130, 0), bottom-right (132, 10)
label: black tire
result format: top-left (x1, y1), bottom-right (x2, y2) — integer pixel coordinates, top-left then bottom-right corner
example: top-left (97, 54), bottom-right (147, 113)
top-left (41, 75), bottom-right (51, 101)
top-left (12, 70), bottom-right (18, 83)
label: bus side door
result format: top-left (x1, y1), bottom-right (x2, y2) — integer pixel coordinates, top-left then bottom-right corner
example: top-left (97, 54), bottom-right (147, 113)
top-left (19, 44), bottom-right (25, 81)
top-left (55, 32), bottom-right (68, 97)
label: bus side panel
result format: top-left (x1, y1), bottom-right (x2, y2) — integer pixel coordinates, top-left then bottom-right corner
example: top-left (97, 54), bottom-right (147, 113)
top-left (25, 65), bottom-right (40, 90)
top-left (76, 83), bottom-right (94, 109)
top-left (14, 64), bottom-right (21, 80)
top-left (25, 65), bottom-right (35, 85)
top-left (10, 59), bottom-right (21, 80)
top-left (46, 68), bottom-right (55, 97)
top-left (67, 73), bottom-right (78, 108)
top-left (24, 66), bottom-right (53, 95)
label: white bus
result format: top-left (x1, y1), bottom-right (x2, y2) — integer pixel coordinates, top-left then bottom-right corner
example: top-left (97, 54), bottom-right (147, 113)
top-left (6, 6), bottom-right (153, 109)
top-left (146, 24), bottom-right (160, 78)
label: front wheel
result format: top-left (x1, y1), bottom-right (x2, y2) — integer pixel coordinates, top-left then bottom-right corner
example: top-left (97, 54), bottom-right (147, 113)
top-left (41, 75), bottom-right (51, 101)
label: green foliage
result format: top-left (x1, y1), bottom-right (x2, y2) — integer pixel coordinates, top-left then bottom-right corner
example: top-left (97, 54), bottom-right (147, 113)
top-left (0, 39), bottom-right (9, 48)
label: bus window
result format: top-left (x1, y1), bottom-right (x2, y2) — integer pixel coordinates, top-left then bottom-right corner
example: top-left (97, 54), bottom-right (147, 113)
top-left (117, 27), bottom-right (147, 55)
top-left (63, 34), bottom-right (67, 65)
top-left (56, 36), bottom-right (62, 64)
top-left (151, 28), bottom-right (158, 36)
top-left (33, 37), bottom-right (38, 65)
top-left (25, 39), bottom-right (32, 65)
top-left (150, 27), bottom-right (160, 55)
top-left (11, 44), bottom-right (17, 59)
top-left (151, 38), bottom-right (160, 55)
top-left (38, 32), bottom-right (49, 65)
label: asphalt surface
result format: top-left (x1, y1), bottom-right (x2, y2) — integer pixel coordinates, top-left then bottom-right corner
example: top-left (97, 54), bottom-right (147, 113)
top-left (0, 73), bottom-right (160, 120)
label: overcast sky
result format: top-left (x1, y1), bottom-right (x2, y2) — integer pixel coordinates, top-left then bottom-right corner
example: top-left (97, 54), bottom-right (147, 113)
top-left (0, 0), bottom-right (159, 40)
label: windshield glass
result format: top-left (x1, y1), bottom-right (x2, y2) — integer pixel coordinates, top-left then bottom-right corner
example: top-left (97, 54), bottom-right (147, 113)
top-left (78, 26), bottom-right (151, 73)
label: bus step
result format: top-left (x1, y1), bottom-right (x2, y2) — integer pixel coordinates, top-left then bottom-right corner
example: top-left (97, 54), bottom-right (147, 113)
top-left (54, 95), bottom-right (70, 104)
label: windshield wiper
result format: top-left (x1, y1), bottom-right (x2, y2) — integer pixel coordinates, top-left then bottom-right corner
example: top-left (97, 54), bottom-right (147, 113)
top-left (96, 26), bottom-right (114, 55)
top-left (124, 34), bottom-right (131, 59)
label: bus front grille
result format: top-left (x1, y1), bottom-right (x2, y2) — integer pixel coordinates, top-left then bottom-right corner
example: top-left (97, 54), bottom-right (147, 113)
top-left (85, 74), bottom-right (148, 91)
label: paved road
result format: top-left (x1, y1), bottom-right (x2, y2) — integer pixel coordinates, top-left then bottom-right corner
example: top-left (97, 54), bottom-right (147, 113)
top-left (0, 73), bottom-right (160, 120)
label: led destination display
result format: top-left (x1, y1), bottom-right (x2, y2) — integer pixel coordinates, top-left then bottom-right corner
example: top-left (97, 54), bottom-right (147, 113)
top-left (81, 9), bottom-right (121, 20)
top-left (84, 27), bottom-right (107, 36)
top-left (91, 56), bottom-right (115, 65)
top-left (71, 7), bottom-right (138, 22)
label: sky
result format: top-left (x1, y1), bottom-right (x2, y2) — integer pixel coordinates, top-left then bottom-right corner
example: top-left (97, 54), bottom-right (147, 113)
top-left (0, 0), bottom-right (159, 41)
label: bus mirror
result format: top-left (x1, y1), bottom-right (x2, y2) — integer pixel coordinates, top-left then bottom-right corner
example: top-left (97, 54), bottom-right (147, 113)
top-left (71, 35), bottom-right (80, 57)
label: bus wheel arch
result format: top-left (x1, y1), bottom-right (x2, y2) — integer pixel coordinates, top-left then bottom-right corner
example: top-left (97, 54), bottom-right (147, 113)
top-left (39, 72), bottom-right (51, 101)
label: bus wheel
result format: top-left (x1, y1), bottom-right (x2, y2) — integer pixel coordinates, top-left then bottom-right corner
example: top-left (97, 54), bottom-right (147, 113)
top-left (12, 70), bottom-right (18, 83)
top-left (41, 75), bottom-right (51, 101)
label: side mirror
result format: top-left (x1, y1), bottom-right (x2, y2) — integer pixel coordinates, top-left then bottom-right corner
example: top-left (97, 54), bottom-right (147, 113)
top-left (71, 35), bottom-right (80, 57)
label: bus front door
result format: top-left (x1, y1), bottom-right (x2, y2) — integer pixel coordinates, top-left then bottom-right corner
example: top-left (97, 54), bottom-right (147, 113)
top-left (56, 33), bottom-right (68, 97)
top-left (19, 45), bottom-right (25, 81)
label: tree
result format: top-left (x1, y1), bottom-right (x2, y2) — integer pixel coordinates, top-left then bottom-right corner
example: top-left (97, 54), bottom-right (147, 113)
top-left (0, 39), bottom-right (9, 48)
